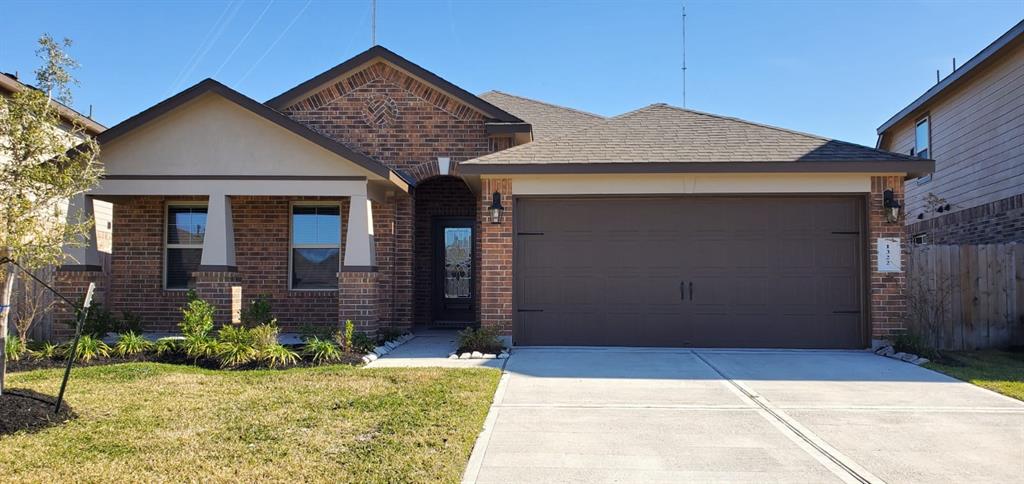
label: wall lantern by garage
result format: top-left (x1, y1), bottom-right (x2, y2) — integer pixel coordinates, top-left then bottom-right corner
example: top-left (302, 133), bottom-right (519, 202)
top-left (489, 192), bottom-right (505, 224)
top-left (883, 189), bottom-right (901, 224)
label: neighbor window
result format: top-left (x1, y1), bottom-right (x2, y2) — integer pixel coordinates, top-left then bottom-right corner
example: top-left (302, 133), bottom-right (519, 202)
top-left (915, 117), bottom-right (930, 159)
top-left (291, 204), bottom-right (341, 290)
top-left (165, 204), bottom-right (207, 289)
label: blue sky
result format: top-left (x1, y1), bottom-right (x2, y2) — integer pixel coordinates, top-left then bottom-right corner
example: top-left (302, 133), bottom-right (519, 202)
top-left (2, 1), bottom-right (1021, 146)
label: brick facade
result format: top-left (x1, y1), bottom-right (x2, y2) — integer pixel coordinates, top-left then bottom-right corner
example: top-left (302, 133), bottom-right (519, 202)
top-left (52, 268), bottom-right (109, 341)
top-left (110, 196), bottom-right (352, 333)
top-left (869, 176), bottom-right (908, 340)
top-left (339, 270), bottom-right (379, 333)
top-left (477, 178), bottom-right (513, 337)
top-left (907, 193), bottom-right (1024, 245)
top-left (193, 270), bottom-right (242, 325)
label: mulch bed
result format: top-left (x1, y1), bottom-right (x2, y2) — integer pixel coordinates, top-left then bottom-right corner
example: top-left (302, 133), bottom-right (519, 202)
top-left (7, 350), bottom-right (366, 373)
top-left (0, 389), bottom-right (76, 436)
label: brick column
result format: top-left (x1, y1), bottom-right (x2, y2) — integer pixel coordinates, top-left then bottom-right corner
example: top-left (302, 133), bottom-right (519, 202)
top-left (193, 270), bottom-right (242, 325)
top-left (869, 175), bottom-right (908, 341)
top-left (52, 267), bottom-right (109, 341)
top-left (339, 270), bottom-right (379, 334)
top-left (478, 178), bottom-right (513, 339)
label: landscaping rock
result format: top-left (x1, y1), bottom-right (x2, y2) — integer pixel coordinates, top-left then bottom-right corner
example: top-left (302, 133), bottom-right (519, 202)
top-left (460, 352), bottom-right (472, 359)
top-left (471, 351), bottom-right (484, 359)
top-left (385, 341), bottom-right (397, 350)
top-left (482, 353), bottom-right (497, 359)
top-left (891, 352), bottom-right (908, 360)
top-left (373, 346), bottom-right (389, 356)
top-left (875, 345), bottom-right (895, 356)
top-left (448, 353), bottom-right (459, 359)
top-left (361, 356), bottom-right (372, 364)
top-left (911, 357), bottom-right (930, 365)
top-left (497, 352), bottom-right (509, 359)
top-left (901, 353), bottom-right (919, 362)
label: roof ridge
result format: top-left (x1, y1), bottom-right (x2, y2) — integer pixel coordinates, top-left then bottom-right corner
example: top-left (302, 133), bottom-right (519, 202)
top-left (649, 103), bottom-right (919, 160)
top-left (481, 90), bottom-right (605, 119)
top-left (464, 103), bottom-right (653, 163)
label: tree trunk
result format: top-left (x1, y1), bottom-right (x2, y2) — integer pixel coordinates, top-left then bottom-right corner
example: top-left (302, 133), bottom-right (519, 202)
top-left (0, 263), bottom-right (16, 395)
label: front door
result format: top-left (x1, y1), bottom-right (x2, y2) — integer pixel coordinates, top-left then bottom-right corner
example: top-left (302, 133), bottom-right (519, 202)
top-left (433, 218), bottom-right (475, 323)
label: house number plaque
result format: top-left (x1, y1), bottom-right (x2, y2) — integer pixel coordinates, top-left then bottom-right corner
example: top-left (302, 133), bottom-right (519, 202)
top-left (876, 237), bottom-right (902, 273)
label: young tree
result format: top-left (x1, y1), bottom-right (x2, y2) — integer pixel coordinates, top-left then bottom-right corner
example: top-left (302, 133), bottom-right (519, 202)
top-left (0, 35), bottom-right (102, 394)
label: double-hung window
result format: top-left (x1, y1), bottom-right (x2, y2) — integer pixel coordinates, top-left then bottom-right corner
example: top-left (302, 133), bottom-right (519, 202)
top-left (291, 204), bottom-right (341, 290)
top-left (165, 204), bottom-right (207, 289)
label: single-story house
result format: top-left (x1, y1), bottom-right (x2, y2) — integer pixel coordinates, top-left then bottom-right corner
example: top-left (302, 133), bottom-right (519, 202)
top-left (56, 46), bottom-right (933, 348)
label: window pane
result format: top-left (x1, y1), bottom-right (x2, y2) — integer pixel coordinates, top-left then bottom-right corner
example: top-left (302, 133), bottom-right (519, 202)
top-left (292, 206), bottom-right (340, 245)
top-left (167, 248), bottom-right (202, 289)
top-left (292, 248), bottom-right (340, 289)
top-left (444, 227), bottom-right (472, 298)
top-left (167, 206), bottom-right (207, 245)
top-left (915, 119), bottom-right (929, 158)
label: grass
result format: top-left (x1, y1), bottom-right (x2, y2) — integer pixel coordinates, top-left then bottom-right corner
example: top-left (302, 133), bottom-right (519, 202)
top-left (925, 350), bottom-right (1024, 401)
top-left (0, 363), bottom-right (500, 483)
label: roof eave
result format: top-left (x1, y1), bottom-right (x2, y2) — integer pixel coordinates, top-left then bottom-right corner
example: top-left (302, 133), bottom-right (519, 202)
top-left (877, 19), bottom-right (1024, 134)
top-left (0, 74), bottom-right (106, 135)
top-left (458, 160), bottom-right (936, 178)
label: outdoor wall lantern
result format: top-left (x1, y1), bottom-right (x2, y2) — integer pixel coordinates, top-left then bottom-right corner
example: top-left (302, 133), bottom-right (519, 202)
top-left (489, 192), bottom-right (505, 224)
top-left (883, 189), bottom-right (901, 224)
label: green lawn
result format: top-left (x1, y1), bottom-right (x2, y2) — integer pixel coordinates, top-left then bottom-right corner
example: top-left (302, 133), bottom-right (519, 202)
top-left (0, 363), bottom-right (500, 483)
top-left (926, 350), bottom-right (1024, 401)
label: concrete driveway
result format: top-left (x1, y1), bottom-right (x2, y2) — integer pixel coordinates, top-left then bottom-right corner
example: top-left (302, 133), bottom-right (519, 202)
top-left (463, 348), bottom-right (1024, 483)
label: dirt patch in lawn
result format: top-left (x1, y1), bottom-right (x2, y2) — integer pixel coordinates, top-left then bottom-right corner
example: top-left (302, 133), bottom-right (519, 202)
top-left (0, 389), bottom-right (76, 436)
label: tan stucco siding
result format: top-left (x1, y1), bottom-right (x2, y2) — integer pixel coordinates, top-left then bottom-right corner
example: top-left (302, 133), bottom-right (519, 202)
top-left (100, 93), bottom-right (378, 179)
top-left (882, 41), bottom-right (1024, 221)
top-left (501, 173), bottom-right (878, 196)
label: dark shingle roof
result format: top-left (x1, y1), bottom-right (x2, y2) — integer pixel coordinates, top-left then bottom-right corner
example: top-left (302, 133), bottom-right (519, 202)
top-left (463, 103), bottom-right (922, 169)
top-left (479, 91), bottom-right (604, 140)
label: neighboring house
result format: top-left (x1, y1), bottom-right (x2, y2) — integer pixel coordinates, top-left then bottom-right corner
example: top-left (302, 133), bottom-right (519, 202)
top-left (56, 46), bottom-right (932, 349)
top-left (1, 72), bottom-right (109, 340)
top-left (877, 19), bottom-right (1024, 245)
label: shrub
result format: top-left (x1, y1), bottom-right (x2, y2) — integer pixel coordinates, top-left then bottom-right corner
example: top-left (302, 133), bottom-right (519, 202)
top-left (349, 331), bottom-right (376, 354)
top-left (303, 337), bottom-right (342, 364)
top-left (892, 330), bottom-right (938, 360)
top-left (335, 320), bottom-right (355, 351)
top-left (65, 334), bottom-right (111, 362)
top-left (77, 302), bottom-right (117, 337)
top-left (31, 342), bottom-right (60, 360)
top-left (299, 323), bottom-right (332, 342)
top-left (181, 335), bottom-right (218, 360)
top-left (118, 310), bottom-right (145, 334)
top-left (376, 327), bottom-right (404, 344)
top-left (261, 343), bottom-right (299, 368)
top-left (456, 327), bottom-right (504, 354)
top-left (249, 323), bottom-right (279, 351)
top-left (180, 297), bottom-right (216, 339)
top-left (240, 295), bottom-right (275, 327)
top-left (154, 337), bottom-right (182, 357)
top-left (5, 336), bottom-right (23, 362)
top-left (113, 331), bottom-right (152, 357)
top-left (216, 341), bottom-right (258, 369)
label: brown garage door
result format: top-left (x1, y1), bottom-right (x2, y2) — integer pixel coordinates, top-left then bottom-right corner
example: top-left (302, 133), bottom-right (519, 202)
top-left (514, 196), bottom-right (865, 348)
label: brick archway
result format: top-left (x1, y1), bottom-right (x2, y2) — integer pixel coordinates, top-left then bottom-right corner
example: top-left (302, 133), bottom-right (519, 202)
top-left (413, 176), bottom-right (478, 326)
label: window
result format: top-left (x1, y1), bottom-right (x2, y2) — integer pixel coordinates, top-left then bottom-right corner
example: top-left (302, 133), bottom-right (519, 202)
top-left (915, 117), bottom-right (930, 159)
top-left (165, 204), bottom-right (207, 289)
top-left (912, 233), bottom-right (928, 245)
top-left (291, 204), bottom-right (341, 290)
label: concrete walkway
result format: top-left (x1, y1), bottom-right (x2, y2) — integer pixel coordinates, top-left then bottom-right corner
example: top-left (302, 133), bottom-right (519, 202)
top-left (365, 328), bottom-right (504, 369)
top-left (463, 347), bottom-right (1024, 483)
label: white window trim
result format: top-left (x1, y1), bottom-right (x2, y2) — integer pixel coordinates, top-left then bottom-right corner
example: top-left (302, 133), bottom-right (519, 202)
top-left (288, 200), bottom-right (343, 292)
top-left (915, 116), bottom-right (930, 158)
top-left (164, 201), bottom-right (208, 291)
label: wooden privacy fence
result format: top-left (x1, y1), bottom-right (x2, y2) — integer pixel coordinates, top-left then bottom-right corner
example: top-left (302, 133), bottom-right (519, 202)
top-left (907, 243), bottom-right (1024, 350)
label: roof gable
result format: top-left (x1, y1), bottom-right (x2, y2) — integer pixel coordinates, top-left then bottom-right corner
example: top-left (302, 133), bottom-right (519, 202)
top-left (479, 90), bottom-right (604, 140)
top-left (462, 104), bottom-right (932, 175)
top-left (98, 79), bottom-right (392, 179)
top-left (265, 45), bottom-right (524, 123)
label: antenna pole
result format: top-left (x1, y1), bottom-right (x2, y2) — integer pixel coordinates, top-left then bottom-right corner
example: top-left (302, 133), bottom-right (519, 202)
top-left (371, 0), bottom-right (377, 46)
top-left (682, 4), bottom-right (687, 107)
